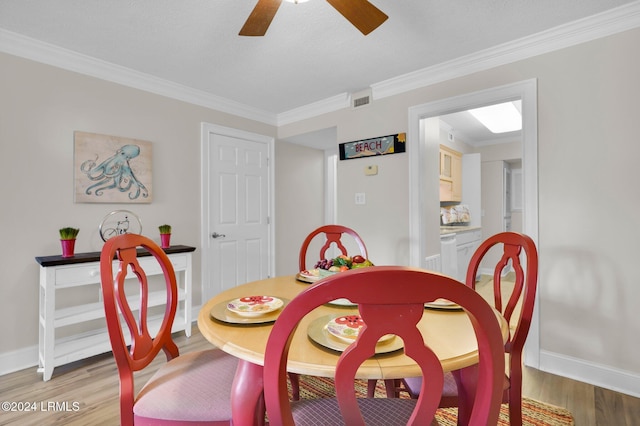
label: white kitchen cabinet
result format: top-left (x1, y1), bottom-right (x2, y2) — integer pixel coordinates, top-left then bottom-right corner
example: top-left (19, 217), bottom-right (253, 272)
top-left (455, 229), bottom-right (482, 282)
top-left (439, 145), bottom-right (462, 202)
top-left (440, 233), bottom-right (458, 279)
top-left (440, 228), bottom-right (482, 282)
top-left (35, 245), bottom-right (195, 381)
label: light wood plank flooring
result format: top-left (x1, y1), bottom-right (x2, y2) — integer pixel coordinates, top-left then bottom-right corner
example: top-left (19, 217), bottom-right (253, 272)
top-left (0, 328), bottom-right (638, 425)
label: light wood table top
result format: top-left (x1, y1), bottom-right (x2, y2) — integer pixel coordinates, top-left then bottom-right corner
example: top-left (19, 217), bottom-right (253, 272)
top-left (197, 274), bottom-right (508, 380)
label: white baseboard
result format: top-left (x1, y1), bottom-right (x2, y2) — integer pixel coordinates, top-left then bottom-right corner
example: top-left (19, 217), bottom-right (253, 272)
top-left (478, 266), bottom-right (513, 278)
top-left (0, 345), bottom-right (39, 377)
top-left (538, 349), bottom-right (640, 398)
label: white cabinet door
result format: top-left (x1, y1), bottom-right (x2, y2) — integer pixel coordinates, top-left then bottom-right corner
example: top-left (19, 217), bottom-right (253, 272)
top-left (453, 229), bottom-right (482, 282)
top-left (440, 234), bottom-right (458, 279)
top-left (456, 241), bottom-right (479, 282)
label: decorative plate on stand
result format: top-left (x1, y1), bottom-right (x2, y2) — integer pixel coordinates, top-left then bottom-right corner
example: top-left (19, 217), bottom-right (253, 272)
top-left (99, 210), bottom-right (142, 242)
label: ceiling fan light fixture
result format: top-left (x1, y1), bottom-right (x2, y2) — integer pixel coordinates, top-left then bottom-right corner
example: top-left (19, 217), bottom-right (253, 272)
top-left (468, 101), bottom-right (522, 134)
top-left (240, 0), bottom-right (386, 36)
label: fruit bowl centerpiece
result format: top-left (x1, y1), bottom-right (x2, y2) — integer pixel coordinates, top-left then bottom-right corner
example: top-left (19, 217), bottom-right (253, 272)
top-left (316, 254), bottom-right (373, 272)
top-left (297, 255), bottom-right (374, 283)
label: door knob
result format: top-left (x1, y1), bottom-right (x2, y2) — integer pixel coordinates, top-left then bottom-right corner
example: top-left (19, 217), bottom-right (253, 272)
top-left (211, 232), bottom-right (226, 239)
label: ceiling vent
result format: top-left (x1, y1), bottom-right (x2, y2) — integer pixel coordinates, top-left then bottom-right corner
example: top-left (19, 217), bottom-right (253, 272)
top-left (351, 89), bottom-right (372, 109)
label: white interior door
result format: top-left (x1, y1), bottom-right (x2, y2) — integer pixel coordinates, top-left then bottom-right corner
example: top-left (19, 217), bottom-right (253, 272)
top-left (201, 123), bottom-right (274, 301)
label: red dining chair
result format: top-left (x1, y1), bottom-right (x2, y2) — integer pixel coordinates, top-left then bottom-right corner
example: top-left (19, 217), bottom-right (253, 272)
top-left (292, 224), bottom-right (369, 400)
top-left (400, 232), bottom-right (538, 426)
top-left (298, 224), bottom-right (368, 271)
top-left (263, 266), bottom-right (505, 426)
top-left (100, 234), bottom-right (238, 426)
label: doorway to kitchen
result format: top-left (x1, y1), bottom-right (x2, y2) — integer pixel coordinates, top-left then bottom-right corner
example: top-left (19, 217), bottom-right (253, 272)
top-left (407, 79), bottom-right (539, 367)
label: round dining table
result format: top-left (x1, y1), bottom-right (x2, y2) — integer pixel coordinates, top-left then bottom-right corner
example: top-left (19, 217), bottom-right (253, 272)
top-left (197, 274), bottom-right (508, 426)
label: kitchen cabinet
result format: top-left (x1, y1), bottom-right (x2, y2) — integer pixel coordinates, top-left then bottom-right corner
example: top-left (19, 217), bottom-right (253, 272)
top-left (440, 228), bottom-right (482, 282)
top-left (440, 233), bottom-right (457, 279)
top-left (455, 228), bottom-right (482, 282)
top-left (35, 245), bottom-right (195, 381)
top-left (439, 145), bottom-right (462, 202)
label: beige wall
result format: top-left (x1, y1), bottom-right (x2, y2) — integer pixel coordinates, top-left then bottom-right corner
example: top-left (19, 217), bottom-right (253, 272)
top-left (279, 28), bottom-right (640, 392)
top-left (337, 150), bottom-right (410, 265)
top-left (2, 26), bottom-right (640, 394)
top-left (0, 53), bottom-right (275, 358)
top-left (274, 141), bottom-right (324, 276)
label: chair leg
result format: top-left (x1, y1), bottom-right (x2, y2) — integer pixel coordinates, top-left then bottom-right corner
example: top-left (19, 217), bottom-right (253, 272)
top-left (366, 379), bottom-right (378, 398)
top-left (452, 368), bottom-right (474, 426)
top-left (367, 379), bottom-right (402, 398)
top-left (254, 392), bottom-right (266, 426)
top-left (232, 360), bottom-right (266, 425)
top-left (384, 379), bottom-right (400, 398)
top-left (508, 384), bottom-right (522, 426)
top-left (289, 373), bottom-right (300, 401)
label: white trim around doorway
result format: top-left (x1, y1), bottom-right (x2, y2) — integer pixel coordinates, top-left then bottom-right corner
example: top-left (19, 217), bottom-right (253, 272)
top-left (407, 79), bottom-right (539, 368)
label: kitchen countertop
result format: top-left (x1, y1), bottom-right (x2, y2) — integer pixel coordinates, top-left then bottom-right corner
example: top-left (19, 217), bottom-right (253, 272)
top-left (440, 226), bottom-right (481, 235)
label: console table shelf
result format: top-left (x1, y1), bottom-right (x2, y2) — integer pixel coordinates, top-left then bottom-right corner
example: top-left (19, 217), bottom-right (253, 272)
top-left (35, 245), bottom-right (195, 381)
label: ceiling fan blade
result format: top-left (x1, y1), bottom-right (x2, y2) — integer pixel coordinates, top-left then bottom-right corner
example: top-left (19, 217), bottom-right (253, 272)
top-left (325, 0), bottom-right (388, 35)
top-left (239, 0), bottom-right (283, 36)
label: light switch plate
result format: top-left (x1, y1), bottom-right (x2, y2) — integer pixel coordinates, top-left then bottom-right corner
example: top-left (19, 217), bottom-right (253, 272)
top-left (355, 193), bottom-right (366, 205)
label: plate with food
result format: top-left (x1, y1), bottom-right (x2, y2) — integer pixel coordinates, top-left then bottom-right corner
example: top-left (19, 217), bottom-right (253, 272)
top-left (327, 298), bottom-right (357, 307)
top-left (296, 268), bottom-right (339, 283)
top-left (307, 315), bottom-right (402, 353)
top-left (296, 269), bottom-right (321, 283)
top-left (326, 315), bottom-right (395, 343)
top-left (424, 298), bottom-right (462, 310)
top-left (226, 295), bottom-right (284, 317)
top-left (210, 297), bottom-right (289, 325)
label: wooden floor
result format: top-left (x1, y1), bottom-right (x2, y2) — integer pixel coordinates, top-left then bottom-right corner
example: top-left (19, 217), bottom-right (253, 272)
top-left (0, 328), bottom-right (638, 425)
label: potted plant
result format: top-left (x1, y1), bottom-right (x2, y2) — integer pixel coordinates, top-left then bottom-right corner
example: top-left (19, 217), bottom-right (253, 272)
top-left (158, 224), bottom-right (171, 248)
top-left (59, 227), bottom-right (80, 258)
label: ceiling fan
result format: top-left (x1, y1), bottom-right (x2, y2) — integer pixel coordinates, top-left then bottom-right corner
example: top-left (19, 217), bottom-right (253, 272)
top-left (239, 0), bottom-right (388, 36)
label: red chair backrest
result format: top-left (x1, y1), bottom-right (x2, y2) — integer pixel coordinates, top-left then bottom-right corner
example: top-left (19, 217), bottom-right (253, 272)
top-left (465, 232), bottom-right (538, 355)
top-left (100, 234), bottom-right (180, 423)
top-left (264, 266), bottom-right (505, 426)
top-left (298, 225), bottom-right (368, 271)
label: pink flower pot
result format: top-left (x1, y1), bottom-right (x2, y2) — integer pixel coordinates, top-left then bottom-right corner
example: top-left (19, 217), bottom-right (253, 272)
top-left (61, 239), bottom-right (76, 258)
top-left (160, 233), bottom-right (171, 249)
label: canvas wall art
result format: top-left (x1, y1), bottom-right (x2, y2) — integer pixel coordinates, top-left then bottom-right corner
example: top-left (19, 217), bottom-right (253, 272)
top-left (74, 131), bottom-right (153, 203)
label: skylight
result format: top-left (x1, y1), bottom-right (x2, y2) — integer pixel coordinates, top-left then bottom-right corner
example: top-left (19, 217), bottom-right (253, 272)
top-left (468, 101), bottom-right (522, 133)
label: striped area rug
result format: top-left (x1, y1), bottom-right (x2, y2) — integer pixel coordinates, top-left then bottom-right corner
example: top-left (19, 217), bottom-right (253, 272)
top-left (292, 375), bottom-right (575, 426)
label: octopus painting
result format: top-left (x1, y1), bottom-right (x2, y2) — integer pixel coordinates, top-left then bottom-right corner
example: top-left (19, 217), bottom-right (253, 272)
top-left (80, 144), bottom-right (149, 201)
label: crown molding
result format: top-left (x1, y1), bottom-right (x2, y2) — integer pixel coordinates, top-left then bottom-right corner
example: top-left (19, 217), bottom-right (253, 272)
top-left (277, 92), bottom-right (350, 126)
top-left (2, 1), bottom-right (640, 126)
top-left (371, 1), bottom-right (640, 100)
top-left (0, 29), bottom-right (278, 126)
top-left (279, 1), bottom-right (640, 124)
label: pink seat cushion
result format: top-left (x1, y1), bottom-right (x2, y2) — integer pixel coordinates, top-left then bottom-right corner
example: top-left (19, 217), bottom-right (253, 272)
top-left (134, 349), bottom-right (237, 423)
top-left (291, 398), bottom-right (421, 426)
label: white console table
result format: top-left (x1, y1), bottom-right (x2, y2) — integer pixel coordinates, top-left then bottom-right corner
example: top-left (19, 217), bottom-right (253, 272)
top-left (35, 245), bottom-right (195, 381)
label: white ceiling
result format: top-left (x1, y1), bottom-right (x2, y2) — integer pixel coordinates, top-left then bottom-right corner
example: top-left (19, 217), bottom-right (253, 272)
top-left (1, 0), bottom-right (637, 125)
top-left (439, 101), bottom-right (522, 146)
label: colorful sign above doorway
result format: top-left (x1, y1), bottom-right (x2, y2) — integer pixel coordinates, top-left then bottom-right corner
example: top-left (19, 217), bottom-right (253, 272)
top-left (339, 133), bottom-right (406, 160)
